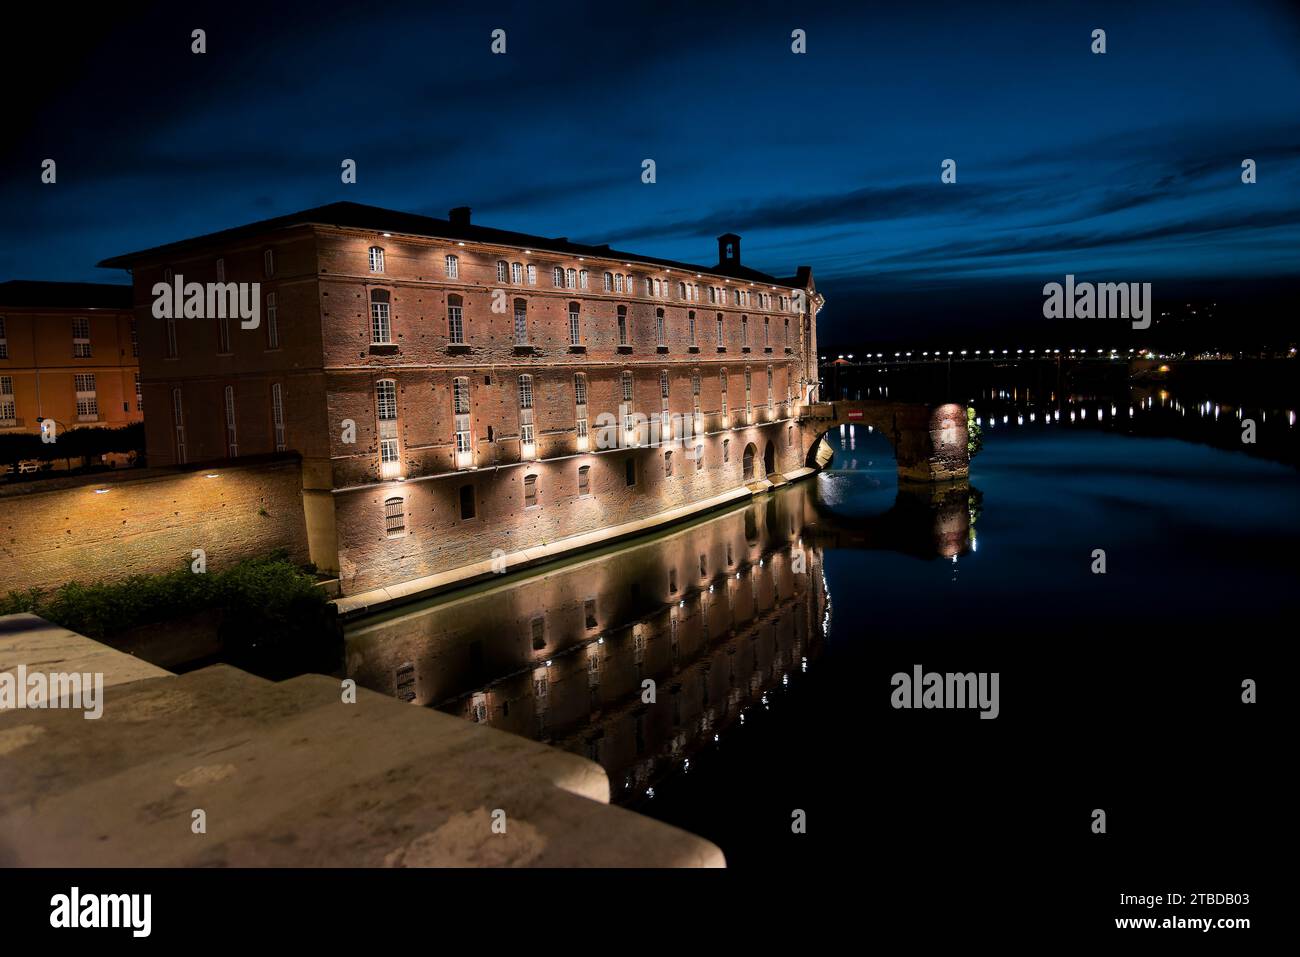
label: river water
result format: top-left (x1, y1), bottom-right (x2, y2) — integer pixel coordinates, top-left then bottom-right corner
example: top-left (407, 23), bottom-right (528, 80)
top-left (343, 387), bottom-right (1298, 867)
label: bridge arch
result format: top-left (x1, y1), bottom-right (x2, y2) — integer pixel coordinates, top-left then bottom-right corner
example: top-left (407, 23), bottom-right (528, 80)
top-left (801, 400), bottom-right (969, 484)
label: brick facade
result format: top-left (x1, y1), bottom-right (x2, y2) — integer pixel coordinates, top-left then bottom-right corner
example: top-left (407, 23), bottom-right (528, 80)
top-left (102, 203), bottom-right (824, 594)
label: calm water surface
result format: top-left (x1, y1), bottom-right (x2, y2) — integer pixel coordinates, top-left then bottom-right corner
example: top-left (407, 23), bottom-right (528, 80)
top-left (344, 400), bottom-right (1299, 866)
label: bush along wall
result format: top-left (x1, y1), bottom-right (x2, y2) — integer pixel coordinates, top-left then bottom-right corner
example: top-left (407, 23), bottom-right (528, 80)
top-left (0, 551), bottom-right (340, 678)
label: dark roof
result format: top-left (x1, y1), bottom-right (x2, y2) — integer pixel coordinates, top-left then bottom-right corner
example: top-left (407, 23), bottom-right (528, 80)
top-left (0, 280), bottom-right (133, 311)
top-left (98, 201), bottom-right (803, 288)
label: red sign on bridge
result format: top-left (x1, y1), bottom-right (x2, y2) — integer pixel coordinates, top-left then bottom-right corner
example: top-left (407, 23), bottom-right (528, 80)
top-left (847, 410), bottom-right (864, 420)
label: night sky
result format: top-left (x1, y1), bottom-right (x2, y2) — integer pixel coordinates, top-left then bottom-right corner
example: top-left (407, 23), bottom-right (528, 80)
top-left (2, 0), bottom-right (1297, 345)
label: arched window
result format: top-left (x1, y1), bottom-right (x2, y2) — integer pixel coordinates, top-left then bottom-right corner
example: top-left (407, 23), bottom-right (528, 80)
top-left (496, 260), bottom-right (509, 283)
top-left (523, 473), bottom-right (538, 508)
top-left (614, 274), bottom-right (625, 294)
top-left (511, 262), bottom-right (523, 284)
top-left (577, 464), bottom-right (591, 496)
top-left (553, 266), bottom-right (564, 287)
top-left (566, 268), bottom-right (577, 289)
top-left (579, 269), bottom-right (589, 290)
top-left (370, 290), bottom-right (391, 344)
top-left (742, 443), bottom-right (756, 480)
top-left (447, 294), bottom-right (464, 344)
top-left (368, 246), bottom-right (385, 273)
top-left (603, 271), bottom-right (613, 292)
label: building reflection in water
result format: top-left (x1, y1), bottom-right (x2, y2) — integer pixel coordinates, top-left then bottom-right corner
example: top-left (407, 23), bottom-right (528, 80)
top-left (344, 478), bottom-right (974, 804)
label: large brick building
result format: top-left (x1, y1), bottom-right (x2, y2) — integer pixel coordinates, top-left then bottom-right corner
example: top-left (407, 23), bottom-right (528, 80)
top-left (100, 202), bottom-right (824, 593)
top-left (0, 281), bottom-right (141, 437)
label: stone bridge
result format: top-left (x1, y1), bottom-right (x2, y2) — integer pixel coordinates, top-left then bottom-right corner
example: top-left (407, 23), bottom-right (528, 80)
top-left (800, 400), bottom-right (969, 483)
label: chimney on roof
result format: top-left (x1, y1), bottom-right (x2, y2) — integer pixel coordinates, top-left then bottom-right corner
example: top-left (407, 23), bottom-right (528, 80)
top-left (718, 233), bottom-right (741, 266)
top-left (449, 207), bottom-right (471, 226)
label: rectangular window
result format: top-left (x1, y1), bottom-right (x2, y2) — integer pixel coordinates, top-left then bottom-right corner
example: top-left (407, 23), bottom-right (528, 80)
top-left (376, 380), bottom-right (397, 420)
top-left (603, 273), bottom-right (612, 293)
top-left (511, 263), bottom-right (523, 284)
top-left (266, 293), bottom-right (279, 348)
top-left (224, 385), bottom-right (238, 457)
top-left (263, 249), bottom-right (275, 277)
top-left (459, 484), bottom-right (475, 520)
top-left (513, 300), bottom-right (528, 345)
top-left (518, 375), bottom-right (534, 448)
top-left (370, 295), bottom-right (391, 344)
top-left (384, 498), bottom-right (405, 536)
top-left (0, 316), bottom-right (7, 358)
top-left (448, 300), bottom-right (464, 344)
top-left (271, 382), bottom-right (286, 451)
top-left (688, 311), bottom-right (696, 345)
top-left (553, 267), bottom-right (564, 287)
top-left (72, 317), bottom-right (91, 358)
top-left (134, 372), bottom-right (142, 411)
top-left (579, 270), bottom-right (589, 290)
top-left (172, 388), bottom-right (186, 463)
top-left (569, 305), bottom-right (581, 345)
top-left (445, 254), bottom-right (459, 278)
top-left (369, 247), bottom-right (385, 273)
top-left (716, 315), bottom-right (724, 347)
top-left (0, 375), bottom-right (14, 425)
top-left (617, 308), bottom-right (628, 345)
top-left (497, 261), bottom-right (509, 283)
top-left (584, 599), bottom-right (598, 629)
top-left (566, 268), bottom-right (576, 289)
top-left (615, 274), bottom-right (624, 294)
top-left (656, 311), bottom-right (665, 346)
top-left (523, 474), bottom-right (538, 508)
top-left (527, 264), bottom-right (537, 286)
top-left (453, 377), bottom-right (471, 461)
top-left (74, 373), bottom-right (97, 420)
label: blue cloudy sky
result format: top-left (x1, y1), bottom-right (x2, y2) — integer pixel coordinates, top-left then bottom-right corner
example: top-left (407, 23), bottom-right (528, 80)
top-left (2, 0), bottom-right (1297, 344)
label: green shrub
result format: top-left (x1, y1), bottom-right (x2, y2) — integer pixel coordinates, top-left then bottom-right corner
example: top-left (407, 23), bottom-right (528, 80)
top-left (1, 553), bottom-right (337, 676)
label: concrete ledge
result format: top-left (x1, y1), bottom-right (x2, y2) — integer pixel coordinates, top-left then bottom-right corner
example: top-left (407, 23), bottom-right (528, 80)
top-left (0, 645), bottom-right (724, 867)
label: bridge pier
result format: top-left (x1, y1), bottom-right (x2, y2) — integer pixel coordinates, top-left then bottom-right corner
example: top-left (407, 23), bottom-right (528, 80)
top-left (803, 400), bottom-right (970, 484)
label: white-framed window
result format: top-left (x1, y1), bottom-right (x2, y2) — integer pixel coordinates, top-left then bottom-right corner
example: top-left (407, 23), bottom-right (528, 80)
top-left (764, 317), bottom-right (770, 347)
top-left (659, 369), bottom-right (670, 430)
top-left (513, 299), bottom-right (528, 345)
top-left (384, 497), bottom-right (405, 536)
top-left (767, 365), bottom-right (774, 410)
top-left (453, 376), bottom-right (472, 463)
top-left (688, 310), bottom-right (696, 345)
top-left (265, 292), bottom-right (279, 349)
top-left (497, 260), bottom-right (509, 283)
top-left (741, 316), bottom-right (749, 348)
top-left (579, 269), bottom-right (589, 290)
top-left (692, 370), bottom-right (701, 418)
top-left (0, 375), bottom-right (15, 425)
top-left (172, 387), bottom-right (186, 463)
top-left (72, 317), bottom-right (91, 358)
top-left (553, 266), bottom-right (564, 287)
top-left (527, 264), bottom-right (537, 286)
top-left (614, 274), bottom-right (625, 294)
top-left (678, 281), bottom-right (686, 299)
top-left (224, 385), bottom-right (238, 457)
top-left (445, 254), bottom-right (459, 278)
top-left (376, 378), bottom-right (400, 476)
top-left (574, 373), bottom-right (588, 445)
top-left (621, 370), bottom-right (634, 433)
top-left (568, 303), bottom-right (581, 345)
top-left (511, 262), bottom-right (523, 284)
top-left (617, 306), bottom-right (628, 345)
top-left (447, 294), bottom-right (464, 344)
top-left (566, 268), bottom-right (576, 289)
top-left (271, 382), bottom-right (286, 451)
top-left (264, 249), bottom-right (275, 278)
top-left (716, 314), bottom-right (724, 347)
top-left (603, 272), bottom-right (613, 292)
top-left (370, 290), bottom-right (391, 344)
top-left (134, 371), bottom-right (142, 411)
top-left (518, 374), bottom-right (535, 449)
top-left (720, 369), bottom-right (728, 418)
top-left (369, 246), bottom-right (385, 273)
top-left (0, 316), bottom-right (7, 359)
top-left (74, 373), bottom-right (97, 420)
top-left (744, 367), bottom-right (753, 418)
top-left (656, 309), bottom-right (665, 346)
